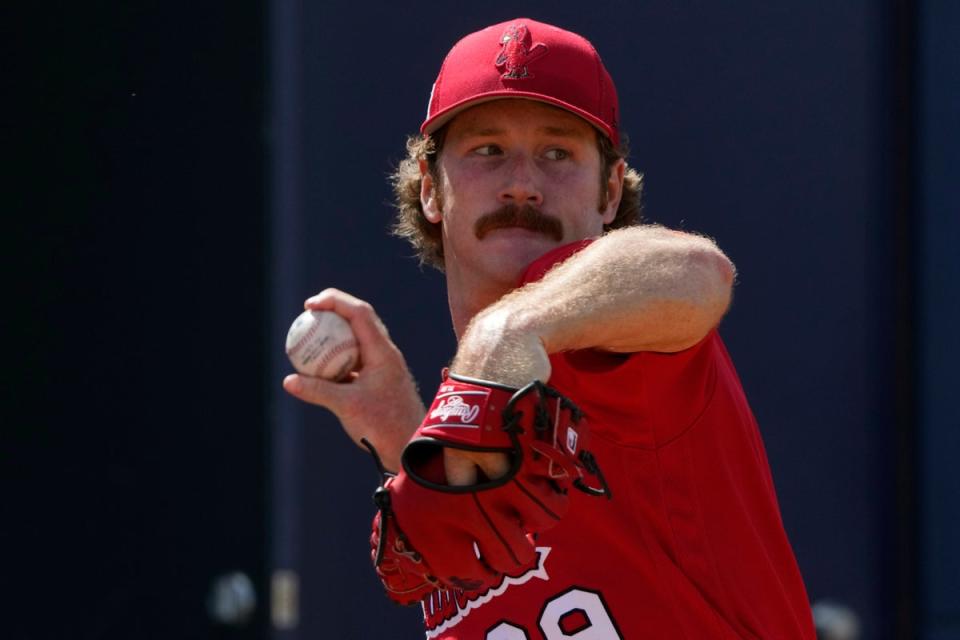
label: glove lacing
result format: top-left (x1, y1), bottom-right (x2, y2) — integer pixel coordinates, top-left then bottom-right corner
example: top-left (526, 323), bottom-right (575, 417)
top-left (502, 381), bottom-right (612, 499)
top-left (361, 438), bottom-right (427, 572)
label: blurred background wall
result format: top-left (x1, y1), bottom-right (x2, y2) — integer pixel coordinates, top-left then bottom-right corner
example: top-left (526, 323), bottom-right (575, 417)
top-left (9, 1), bottom-right (957, 638)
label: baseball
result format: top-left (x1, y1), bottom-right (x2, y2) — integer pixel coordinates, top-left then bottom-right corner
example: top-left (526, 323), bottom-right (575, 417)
top-left (285, 310), bottom-right (359, 381)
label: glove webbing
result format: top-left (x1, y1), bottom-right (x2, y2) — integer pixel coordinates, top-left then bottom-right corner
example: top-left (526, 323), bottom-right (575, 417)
top-left (502, 380), bottom-right (611, 499)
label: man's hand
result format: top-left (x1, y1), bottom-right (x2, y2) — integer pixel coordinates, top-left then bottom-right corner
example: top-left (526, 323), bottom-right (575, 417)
top-left (442, 309), bottom-right (552, 485)
top-left (282, 288), bottom-right (425, 472)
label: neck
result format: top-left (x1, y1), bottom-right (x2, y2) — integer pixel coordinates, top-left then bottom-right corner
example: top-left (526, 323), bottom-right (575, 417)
top-left (445, 273), bottom-right (515, 339)
top-left (447, 282), bottom-right (508, 339)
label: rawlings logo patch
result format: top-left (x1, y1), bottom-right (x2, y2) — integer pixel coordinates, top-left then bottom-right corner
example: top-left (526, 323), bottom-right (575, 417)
top-left (430, 395), bottom-right (481, 424)
top-left (495, 23), bottom-right (548, 79)
top-left (423, 388), bottom-right (490, 438)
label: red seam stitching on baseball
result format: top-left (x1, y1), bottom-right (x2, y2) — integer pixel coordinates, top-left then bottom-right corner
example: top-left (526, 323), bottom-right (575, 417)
top-left (316, 338), bottom-right (358, 376)
top-left (290, 319), bottom-right (321, 355)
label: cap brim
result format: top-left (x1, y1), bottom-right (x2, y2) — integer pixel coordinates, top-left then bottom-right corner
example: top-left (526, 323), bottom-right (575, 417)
top-left (421, 92), bottom-right (617, 144)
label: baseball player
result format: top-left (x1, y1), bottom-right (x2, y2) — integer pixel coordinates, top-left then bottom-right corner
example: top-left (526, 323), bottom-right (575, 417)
top-left (285, 18), bottom-right (816, 639)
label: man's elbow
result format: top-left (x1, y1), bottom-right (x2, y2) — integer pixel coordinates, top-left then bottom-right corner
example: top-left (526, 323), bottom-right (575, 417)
top-left (689, 238), bottom-right (735, 315)
top-left (667, 247), bottom-right (735, 351)
top-left (711, 248), bottom-right (736, 313)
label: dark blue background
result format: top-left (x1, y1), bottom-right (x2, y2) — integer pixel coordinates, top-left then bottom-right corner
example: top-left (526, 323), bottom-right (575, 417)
top-left (10, 1), bottom-right (956, 638)
top-left (918, 2), bottom-right (960, 639)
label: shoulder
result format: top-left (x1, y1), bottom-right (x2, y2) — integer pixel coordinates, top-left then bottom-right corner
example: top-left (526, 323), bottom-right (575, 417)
top-left (547, 331), bottom-right (726, 446)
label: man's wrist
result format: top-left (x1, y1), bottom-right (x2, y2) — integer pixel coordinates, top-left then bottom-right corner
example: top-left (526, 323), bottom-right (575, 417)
top-left (451, 310), bottom-right (551, 387)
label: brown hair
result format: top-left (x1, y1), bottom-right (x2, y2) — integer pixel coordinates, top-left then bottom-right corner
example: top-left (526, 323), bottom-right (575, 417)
top-left (390, 127), bottom-right (644, 270)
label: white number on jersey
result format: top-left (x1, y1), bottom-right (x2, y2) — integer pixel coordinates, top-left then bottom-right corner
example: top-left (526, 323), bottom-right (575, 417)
top-left (485, 587), bottom-right (622, 639)
top-left (486, 621), bottom-right (530, 639)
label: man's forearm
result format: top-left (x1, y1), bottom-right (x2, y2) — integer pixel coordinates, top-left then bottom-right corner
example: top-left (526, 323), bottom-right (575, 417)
top-left (451, 225), bottom-right (735, 385)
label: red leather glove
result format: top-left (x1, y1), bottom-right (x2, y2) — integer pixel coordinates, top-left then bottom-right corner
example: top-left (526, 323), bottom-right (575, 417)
top-left (368, 373), bottom-right (610, 605)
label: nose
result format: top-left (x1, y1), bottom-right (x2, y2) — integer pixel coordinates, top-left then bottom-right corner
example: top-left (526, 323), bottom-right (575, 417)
top-left (498, 155), bottom-right (543, 207)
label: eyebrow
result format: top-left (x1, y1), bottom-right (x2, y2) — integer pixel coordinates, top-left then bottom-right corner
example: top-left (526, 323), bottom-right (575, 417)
top-left (455, 125), bottom-right (589, 140)
top-left (456, 126), bottom-right (504, 139)
top-left (539, 125), bottom-right (588, 138)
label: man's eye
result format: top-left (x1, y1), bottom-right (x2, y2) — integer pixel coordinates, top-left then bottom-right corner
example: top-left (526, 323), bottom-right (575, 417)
top-left (544, 148), bottom-right (569, 160)
top-left (474, 145), bottom-right (502, 156)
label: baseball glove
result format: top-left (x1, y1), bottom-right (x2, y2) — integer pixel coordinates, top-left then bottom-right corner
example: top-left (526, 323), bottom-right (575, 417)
top-left (367, 373), bottom-right (610, 605)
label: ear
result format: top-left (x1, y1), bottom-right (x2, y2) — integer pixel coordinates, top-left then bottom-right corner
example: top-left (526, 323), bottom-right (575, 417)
top-left (420, 159), bottom-right (442, 224)
top-left (600, 158), bottom-right (625, 225)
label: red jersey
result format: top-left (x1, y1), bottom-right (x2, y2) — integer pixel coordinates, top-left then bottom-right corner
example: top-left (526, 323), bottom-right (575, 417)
top-left (420, 242), bottom-right (815, 639)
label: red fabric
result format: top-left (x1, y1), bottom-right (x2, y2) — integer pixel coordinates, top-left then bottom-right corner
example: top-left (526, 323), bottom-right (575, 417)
top-left (421, 19), bottom-right (620, 145)
top-left (417, 241), bottom-right (815, 639)
top-left (376, 376), bottom-right (595, 602)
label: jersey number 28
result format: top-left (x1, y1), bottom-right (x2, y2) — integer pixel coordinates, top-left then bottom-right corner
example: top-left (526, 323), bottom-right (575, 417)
top-left (485, 587), bottom-right (623, 639)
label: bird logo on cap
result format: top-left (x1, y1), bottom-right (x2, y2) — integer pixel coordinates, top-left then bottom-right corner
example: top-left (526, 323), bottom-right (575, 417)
top-left (495, 23), bottom-right (548, 79)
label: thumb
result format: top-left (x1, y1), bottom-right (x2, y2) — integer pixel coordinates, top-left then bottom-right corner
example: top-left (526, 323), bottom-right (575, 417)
top-left (282, 373), bottom-right (354, 414)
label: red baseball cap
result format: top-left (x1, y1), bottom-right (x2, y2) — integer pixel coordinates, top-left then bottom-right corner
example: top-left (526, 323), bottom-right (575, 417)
top-left (421, 18), bottom-right (620, 146)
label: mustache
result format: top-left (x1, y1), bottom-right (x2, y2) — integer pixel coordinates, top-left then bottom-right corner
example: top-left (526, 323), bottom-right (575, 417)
top-left (474, 204), bottom-right (564, 241)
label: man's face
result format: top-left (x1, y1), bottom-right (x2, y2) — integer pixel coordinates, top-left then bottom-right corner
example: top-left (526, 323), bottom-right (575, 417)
top-left (421, 100), bottom-right (623, 297)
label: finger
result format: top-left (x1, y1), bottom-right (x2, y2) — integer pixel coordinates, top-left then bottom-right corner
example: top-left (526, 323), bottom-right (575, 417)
top-left (444, 450), bottom-right (510, 486)
top-left (303, 289), bottom-right (395, 365)
top-left (304, 289), bottom-right (384, 334)
top-left (476, 452), bottom-right (510, 480)
top-left (444, 450), bottom-right (478, 486)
